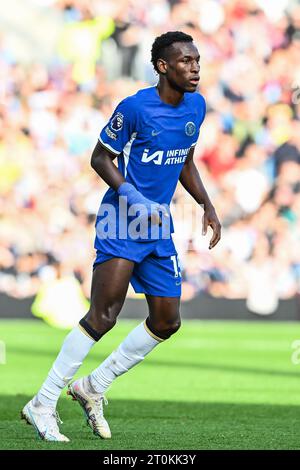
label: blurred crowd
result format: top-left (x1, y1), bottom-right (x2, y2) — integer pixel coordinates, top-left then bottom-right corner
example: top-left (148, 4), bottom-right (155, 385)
top-left (1, 0), bottom-right (300, 315)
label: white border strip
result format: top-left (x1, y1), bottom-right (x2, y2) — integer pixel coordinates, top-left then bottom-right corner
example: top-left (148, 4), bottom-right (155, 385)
top-left (123, 132), bottom-right (137, 177)
top-left (98, 136), bottom-right (120, 155)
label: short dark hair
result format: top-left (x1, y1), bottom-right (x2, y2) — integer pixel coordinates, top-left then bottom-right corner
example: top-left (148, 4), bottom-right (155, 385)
top-left (151, 31), bottom-right (194, 73)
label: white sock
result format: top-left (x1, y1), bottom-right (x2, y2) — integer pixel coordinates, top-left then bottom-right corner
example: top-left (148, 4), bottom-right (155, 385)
top-left (89, 321), bottom-right (163, 394)
top-left (35, 326), bottom-right (95, 408)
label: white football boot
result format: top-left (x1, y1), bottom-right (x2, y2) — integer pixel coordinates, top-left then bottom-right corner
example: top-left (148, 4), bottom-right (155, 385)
top-left (21, 399), bottom-right (70, 442)
top-left (67, 377), bottom-right (111, 439)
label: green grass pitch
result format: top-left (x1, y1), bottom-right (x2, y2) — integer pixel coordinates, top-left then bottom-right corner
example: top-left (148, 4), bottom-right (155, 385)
top-left (0, 319), bottom-right (300, 450)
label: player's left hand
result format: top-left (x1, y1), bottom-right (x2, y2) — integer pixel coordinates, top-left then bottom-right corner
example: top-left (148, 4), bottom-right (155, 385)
top-left (202, 205), bottom-right (221, 250)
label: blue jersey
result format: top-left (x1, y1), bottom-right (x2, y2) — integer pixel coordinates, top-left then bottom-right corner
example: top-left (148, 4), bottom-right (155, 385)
top-left (95, 86), bottom-right (206, 244)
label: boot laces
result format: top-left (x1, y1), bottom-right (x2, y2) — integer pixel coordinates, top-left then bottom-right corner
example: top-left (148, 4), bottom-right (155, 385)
top-left (94, 395), bottom-right (108, 419)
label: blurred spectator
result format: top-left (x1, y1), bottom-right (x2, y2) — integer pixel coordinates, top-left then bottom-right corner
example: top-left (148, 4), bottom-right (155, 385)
top-left (0, 0), bottom-right (300, 318)
top-left (57, 2), bottom-right (115, 84)
top-left (31, 260), bottom-right (90, 328)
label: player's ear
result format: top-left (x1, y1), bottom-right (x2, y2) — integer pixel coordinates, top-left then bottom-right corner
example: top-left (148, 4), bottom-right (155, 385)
top-left (157, 58), bottom-right (167, 74)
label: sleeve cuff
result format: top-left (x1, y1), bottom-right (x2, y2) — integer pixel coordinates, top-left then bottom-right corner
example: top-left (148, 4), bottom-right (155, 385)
top-left (98, 136), bottom-right (120, 155)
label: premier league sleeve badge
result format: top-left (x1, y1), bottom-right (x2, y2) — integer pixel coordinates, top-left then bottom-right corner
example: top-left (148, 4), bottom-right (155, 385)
top-left (110, 112), bottom-right (124, 132)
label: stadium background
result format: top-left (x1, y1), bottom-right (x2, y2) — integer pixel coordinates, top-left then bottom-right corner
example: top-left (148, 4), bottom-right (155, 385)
top-left (1, 0), bottom-right (300, 451)
top-left (1, 0), bottom-right (300, 326)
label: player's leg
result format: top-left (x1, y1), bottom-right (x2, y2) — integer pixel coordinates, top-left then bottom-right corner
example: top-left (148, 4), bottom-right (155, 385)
top-left (21, 258), bottom-right (134, 441)
top-left (68, 313), bottom-right (165, 439)
top-left (87, 252), bottom-right (182, 396)
top-left (144, 294), bottom-right (181, 340)
top-left (36, 258), bottom-right (135, 407)
top-left (74, 252), bottom-right (182, 438)
top-left (86, 295), bottom-right (180, 396)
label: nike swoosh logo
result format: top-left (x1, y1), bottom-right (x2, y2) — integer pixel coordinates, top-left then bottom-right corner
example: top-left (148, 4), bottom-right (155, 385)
top-left (151, 130), bottom-right (162, 136)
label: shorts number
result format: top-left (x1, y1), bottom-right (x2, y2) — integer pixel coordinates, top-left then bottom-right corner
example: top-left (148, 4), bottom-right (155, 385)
top-left (171, 255), bottom-right (181, 278)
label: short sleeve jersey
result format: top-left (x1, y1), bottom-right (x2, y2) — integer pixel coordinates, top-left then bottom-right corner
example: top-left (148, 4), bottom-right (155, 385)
top-left (96, 86), bottom-right (206, 242)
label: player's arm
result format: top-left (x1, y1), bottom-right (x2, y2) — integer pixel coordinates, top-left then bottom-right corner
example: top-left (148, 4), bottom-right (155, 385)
top-left (179, 147), bottom-right (221, 249)
top-left (90, 140), bottom-right (165, 224)
top-left (91, 140), bottom-right (125, 190)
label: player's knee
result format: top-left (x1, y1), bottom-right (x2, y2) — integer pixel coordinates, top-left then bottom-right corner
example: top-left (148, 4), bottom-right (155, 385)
top-left (98, 311), bottom-right (117, 333)
top-left (82, 307), bottom-right (117, 338)
top-left (147, 316), bottom-right (181, 340)
top-left (166, 319), bottom-right (181, 337)
top-left (157, 319), bottom-right (181, 339)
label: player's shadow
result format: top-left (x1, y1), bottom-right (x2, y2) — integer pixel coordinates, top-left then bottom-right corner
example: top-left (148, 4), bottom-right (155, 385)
top-left (1, 394), bottom-right (300, 450)
top-left (7, 344), bottom-right (300, 379)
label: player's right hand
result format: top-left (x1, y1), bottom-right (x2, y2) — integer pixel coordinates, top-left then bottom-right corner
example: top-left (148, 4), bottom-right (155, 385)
top-left (117, 182), bottom-right (169, 226)
top-left (149, 203), bottom-right (169, 226)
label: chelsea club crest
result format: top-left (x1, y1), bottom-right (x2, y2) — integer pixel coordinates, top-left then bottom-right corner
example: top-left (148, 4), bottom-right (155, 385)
top-left (185, 121), bottom-right (196, 136)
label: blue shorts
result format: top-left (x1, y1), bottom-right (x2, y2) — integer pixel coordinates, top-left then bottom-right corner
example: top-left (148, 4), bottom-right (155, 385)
top-left (93, 237), bottom-right (181, 297)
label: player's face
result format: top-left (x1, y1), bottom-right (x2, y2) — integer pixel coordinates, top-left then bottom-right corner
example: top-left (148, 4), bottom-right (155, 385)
top-left (164, 42), bottom-right (200, 93)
